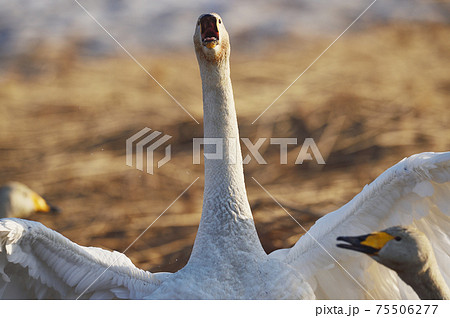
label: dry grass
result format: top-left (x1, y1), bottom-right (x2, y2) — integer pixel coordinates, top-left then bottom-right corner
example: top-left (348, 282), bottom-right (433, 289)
top-left (0, 23), bottom-right (448, 272)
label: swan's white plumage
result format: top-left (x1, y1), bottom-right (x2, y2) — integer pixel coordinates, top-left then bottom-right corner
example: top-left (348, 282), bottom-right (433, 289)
top-left (270, 152), bottom-right (450, 299)
top-left (0, 219), bottom-right (168, 299)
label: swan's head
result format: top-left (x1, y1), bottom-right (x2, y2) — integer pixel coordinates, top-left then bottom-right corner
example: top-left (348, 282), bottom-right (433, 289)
top-left (193, 13), bottom-right (230, 63)
top-left (0, 181), bottom-right (60, 218)
top-left (337, 226), bottom-right (431, 273)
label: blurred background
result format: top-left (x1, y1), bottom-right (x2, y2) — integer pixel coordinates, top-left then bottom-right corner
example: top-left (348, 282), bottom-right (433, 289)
top-left (0, 0), bottom-right (449, 273)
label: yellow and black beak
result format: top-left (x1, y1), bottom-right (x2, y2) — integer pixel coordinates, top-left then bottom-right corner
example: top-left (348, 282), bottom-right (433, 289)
top-left (31, 192), bottom-right (60, 214)
top-left (336, 231), bottom-right (395, 255)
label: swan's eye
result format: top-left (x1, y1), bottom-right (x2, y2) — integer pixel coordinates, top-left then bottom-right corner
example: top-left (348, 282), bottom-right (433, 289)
top-left (394, 236), bottom-right (402, 241)
top-left (218, 19), bottom-right (222, 24)
top-left (197, 20), bottom-right (200, 26)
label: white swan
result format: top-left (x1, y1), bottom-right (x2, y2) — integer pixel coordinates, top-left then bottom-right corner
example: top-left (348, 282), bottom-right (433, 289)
top-left (0, 182), bottom-right (59, 218)
top-left (337, 226), bottom-right (450, 300)
top-left (0, 13), bottom-right (449, 299)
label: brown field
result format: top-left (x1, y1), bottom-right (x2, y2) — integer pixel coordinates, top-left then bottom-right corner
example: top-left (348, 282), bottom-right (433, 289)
top-left (0, 23), bottom-right (449, 273)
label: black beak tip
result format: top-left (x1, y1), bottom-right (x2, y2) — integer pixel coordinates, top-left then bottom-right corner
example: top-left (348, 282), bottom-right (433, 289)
top-left (336, 242), bottom-right (355, 251)
top-left (49, 205), bottom-right (61, 214)
top-left (336, 235), bottom-right (355, 244)
top-left (335, 235), bottom-right (378, 255)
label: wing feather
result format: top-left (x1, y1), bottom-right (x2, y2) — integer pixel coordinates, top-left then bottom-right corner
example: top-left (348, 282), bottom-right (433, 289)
top-left (0, 218), bottom-right (169, 299)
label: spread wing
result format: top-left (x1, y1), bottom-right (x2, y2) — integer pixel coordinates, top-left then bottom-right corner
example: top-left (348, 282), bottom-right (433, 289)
top-left (0, 218), bottom-right (170, 299)
top-left (270, 152), bottom-right (450, 299)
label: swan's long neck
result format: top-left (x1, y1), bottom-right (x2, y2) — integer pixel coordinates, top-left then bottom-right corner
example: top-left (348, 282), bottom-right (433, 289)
top-left (189, 54), bottom-right (265, 264)
top-left (398, 258), bottom-right (450, 300)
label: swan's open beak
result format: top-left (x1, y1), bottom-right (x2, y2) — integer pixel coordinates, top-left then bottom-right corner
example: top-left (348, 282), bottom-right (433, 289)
top-left (336, 231), bottom-right (395, 255)
top-left (200, 14), bottom-right (219, 49)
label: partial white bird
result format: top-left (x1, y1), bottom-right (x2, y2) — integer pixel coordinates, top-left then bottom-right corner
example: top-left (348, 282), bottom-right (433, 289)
top-left (336, 226), bottom-right (450, 300)
top-left (0, 13), bottom-right (449, 299)
top-left (0, 182), bottom-right (59, 218)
